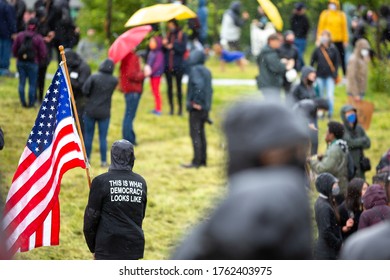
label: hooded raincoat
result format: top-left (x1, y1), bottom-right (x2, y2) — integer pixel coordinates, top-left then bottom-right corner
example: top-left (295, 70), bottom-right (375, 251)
top-left (346, 39), bottom-right (371, 98)
top-left (359, 185), bottom-right (390, 230)
top-left (340, 104), bottom-right (371, 179)
top-left (83, 140), bottom-right (147, 260)
top-left (314, 173), bottom-right (343, 259)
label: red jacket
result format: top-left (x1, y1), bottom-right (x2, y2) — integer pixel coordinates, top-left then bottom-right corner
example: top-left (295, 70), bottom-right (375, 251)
top-left (119, 51), bottom-right (145, 94)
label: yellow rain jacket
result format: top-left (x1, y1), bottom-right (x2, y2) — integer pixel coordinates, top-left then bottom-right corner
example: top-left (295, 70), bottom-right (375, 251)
top-left (317, 0), bottom-right (348, 44)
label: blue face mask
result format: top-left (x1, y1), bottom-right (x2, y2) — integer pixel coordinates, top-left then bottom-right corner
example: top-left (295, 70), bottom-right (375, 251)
top-left (347, 113), bottom-right (357, 123)
top-left (332, 184), bottom-right (340, 196)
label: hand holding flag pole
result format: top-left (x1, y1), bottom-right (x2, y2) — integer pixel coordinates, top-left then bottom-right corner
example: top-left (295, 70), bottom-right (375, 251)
top-left (59, 45), bottom-right (91, 188)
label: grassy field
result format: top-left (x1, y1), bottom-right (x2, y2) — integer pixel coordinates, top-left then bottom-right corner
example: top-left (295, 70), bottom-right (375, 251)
top-left (0, 55), bottom-right (389, 260)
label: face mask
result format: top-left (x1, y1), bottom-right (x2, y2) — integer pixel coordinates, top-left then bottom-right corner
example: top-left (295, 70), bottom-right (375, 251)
top-left (332, 184), bottom-right (340, 196)
top-left (286, 40), bottom-right (294, 45)
top-left (361, 49), bottom-right (369, 57)
top-left (307, 79), bottom-right (314, 86)
top-left (346, 113), bottom-right (357, 123)
top-left (320, 36), bottom-right (330, 45)
top-left (328, 3), bottom-right (337, 10)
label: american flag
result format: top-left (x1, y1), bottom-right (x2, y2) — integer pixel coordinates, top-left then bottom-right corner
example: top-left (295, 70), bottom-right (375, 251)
top-left (2, 64), bottom-right (86, 256)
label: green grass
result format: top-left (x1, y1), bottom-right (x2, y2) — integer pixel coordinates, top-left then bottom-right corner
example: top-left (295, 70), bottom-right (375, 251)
top-left (0, 57), bottom-right (389, 260)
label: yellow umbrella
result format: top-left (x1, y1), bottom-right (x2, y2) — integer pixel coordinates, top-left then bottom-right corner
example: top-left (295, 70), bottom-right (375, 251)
top-left (257, 0), bottom-right (283, 31)
top-left (125, 3), bottom-right (197, 27)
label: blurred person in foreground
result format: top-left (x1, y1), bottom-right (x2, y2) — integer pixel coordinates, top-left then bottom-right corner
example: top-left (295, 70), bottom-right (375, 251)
top-left (83, 140), bottom-right (147, 260)
top-left (172, 99), bottom-right (312, 259)
top-left (340, 220), bottom-right (390, 259)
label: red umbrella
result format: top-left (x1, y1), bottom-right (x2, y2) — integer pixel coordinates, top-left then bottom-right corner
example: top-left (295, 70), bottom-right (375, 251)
top-left (108, 25), bottom-right (152, 64)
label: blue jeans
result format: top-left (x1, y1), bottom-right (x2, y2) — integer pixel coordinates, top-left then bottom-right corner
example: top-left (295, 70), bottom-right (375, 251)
top-left (317, 77), bottom-right (335, 117)
top-left (123, 93), bottom-right (141, 145)
top-left (294, 38), bottom-right (307, 67)
top-left (84, 115), bottom-right (110, 163)
top-left (0, 38), bottom-right (12, 74)
top-left (17, 61), bottom-right (39, 107)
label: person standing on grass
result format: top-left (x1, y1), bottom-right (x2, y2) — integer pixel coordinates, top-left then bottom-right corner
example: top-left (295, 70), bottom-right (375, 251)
top-left (314, 172), bottom-right (343, 260)
top-left (83, 140), bottom-right (147, 260)
top-left (290, 2), bottom-right (310, 67)
top-left (256, 33), bottom-right (294, 101)
top-left (120, 49), bottom-right (145, 145)
top-left (310, 30), bottom-right (339, 119)
top-left (0, 0), bottom-right (17, 77)
top-left (12, 18), bottom-right (46, 108)
top-left (341, 104), bottom-right (371, 180)
top-left (145, 35), bottom-right (165, 116)
top-left (181, 49), bottom-right (212, 169)
top-left (82, 58), bottom-right (118, 168)
top-left (316, 0), bottom-right (348, 77)
top-left (163, 19), bottom-right (187, 116)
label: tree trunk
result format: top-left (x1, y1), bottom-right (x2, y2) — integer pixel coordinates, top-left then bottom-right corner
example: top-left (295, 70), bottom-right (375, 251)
top-left (106, 0), bottom-right (113, 42)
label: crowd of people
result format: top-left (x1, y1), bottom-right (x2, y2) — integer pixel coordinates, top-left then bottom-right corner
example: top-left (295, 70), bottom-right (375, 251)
top-left (1, 0), bottom-right (390, 261)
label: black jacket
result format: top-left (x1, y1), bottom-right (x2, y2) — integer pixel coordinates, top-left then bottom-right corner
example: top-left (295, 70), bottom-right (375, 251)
top-left (83, 59), bottom-right (118, 120)
top-left (257, 45), bottom-right (286, 89)
top-left (290, 14), bottom-right (310, 39)
top-left (83, 140), bottom-right (147, 260)
top-left (337, 201), bottom-right (362, 240)
top-left (340, 105), bottom-right (371, 179)
top-left (0, 126), bottom-right (4, 150)
top-left (291, 66), bottom-right (317, 102)
top-left (310, 45), bottom-right (339, 78)
top-left (340, 220), bottom-right (390, 259)
top-left (172, 167), bottom-right (312, 259)
top-left (314, 173), bottom-right (343, 259)
top-left (65, 49), bottom-right (91, 100)
top-left (186, 50), bottom-right (213, 112)
top-left (279, 42), bottom-right (300, 70)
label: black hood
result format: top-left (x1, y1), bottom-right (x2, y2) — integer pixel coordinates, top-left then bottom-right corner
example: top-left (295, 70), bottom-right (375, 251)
top-left (315, 173), bottom-right (337, 197)
top-left (187, 49), bottom-right (206, 66)
top-left (230, 1), bottom-right (241, 14)
top-left (109, 139), bottom-right (135, 172)
top-left (223, 99), bottom-right (309, 176)
top-left (98, 58), bottom-right (115, 75)
top-left (301, 66), bottom-right (316, 81)
top-left (65, 49), bottom-right (81, 68)
top-left (340, 104), bottom-right (357, 129)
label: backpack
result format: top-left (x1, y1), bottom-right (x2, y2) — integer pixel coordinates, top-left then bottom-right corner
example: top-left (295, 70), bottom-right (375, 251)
top-left (17, 34), bottom-right (36, 62)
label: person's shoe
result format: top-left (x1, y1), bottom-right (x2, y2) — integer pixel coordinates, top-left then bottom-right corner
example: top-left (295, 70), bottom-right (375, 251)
top-left (206, 118), bottom-right (213, 125)
top-left (151, 109), bottom-right (162, 116)
top-left (101, 161), bottom-right (109, 168)
top-left (181, 163), bottom-right (200, 169)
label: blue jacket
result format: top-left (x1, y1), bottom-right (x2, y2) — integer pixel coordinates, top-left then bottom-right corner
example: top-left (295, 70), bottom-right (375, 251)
top-left (0, 0), bottom-right (17, 39)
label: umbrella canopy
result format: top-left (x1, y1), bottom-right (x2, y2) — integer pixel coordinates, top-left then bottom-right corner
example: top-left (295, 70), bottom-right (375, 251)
top-left (108, 25), bottom-right (152, 64)
top-left (125, 3), bottom-right (197, 27)
top-left (257, 0), bottom-right (283, 31)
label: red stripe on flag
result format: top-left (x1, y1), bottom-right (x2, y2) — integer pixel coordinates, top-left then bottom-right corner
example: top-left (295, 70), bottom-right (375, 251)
top-left (9, 158), bottom-right (84, 255)
top-left (11, 152), bottom-right (37, 182)
top-left (51, 200), bottom-right (60, 246)
top-left (3, 124), bottom-right (79, 214)
top-left (35, 220), bottom-right (43, 248)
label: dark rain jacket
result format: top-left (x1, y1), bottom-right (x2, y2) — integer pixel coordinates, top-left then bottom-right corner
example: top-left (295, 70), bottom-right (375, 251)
top-left (0, 127), bottom-right (4, 150)
top-left (314, 173), bottom-right (343, 260)
top-left (172, 167), bottom-right (312, 260)
top-left (83, 140), bottom-right (147, 260)
top-left (290, 13), bottom-right (310, 39)
top-left (310, 44), bottom-right (339, 78)
top-left (359, 185), bottom-right (390, 230)
top-left (65, 49), bottom-right (91, 100)
top-left (0, 0), bottom-right (16, 39)
top-left (82, 59), bottom-right (118, 120)
top-left (291, 66), bottom-right (317, 102)
top-left (340, 220), bottom-right (390, 260)
top-left (164, 27), bottom-right (187, 73)
top-left (341, 105), bottom-right (371, 179)
top-left (186, 50), bottom-right (213, 112)
top-left (257, 45), bottom-right (286, 89)
top-left (337, 201), bottom-right (362, 240)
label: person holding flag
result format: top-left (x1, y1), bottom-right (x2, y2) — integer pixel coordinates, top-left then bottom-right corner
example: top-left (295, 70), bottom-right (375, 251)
top-left (1, 49), bottom-right (87, 257)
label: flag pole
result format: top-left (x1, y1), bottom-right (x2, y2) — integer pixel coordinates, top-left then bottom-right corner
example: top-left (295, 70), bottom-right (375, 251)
top-left (58, 45), bottom-right (91, 188)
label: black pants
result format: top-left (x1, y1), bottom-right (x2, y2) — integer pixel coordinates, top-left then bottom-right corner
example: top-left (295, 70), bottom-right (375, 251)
top-left (334, 42), bottom-right (346, 76)
top-left (37, 63), bottom-right (48, 103)
top-left (190, 110), bottom-right (208, 166)
top-left (165, 69), bottom-right (183, 115)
